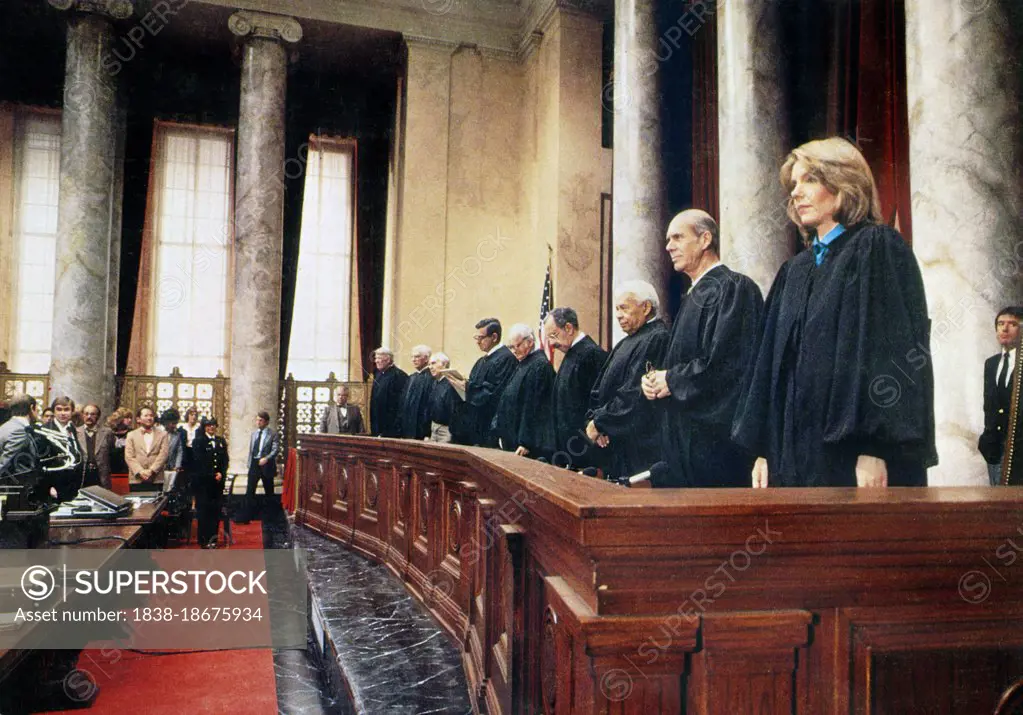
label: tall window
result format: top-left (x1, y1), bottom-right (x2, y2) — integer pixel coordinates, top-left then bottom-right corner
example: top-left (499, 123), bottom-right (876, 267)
top-left (11, 113), bottom-right (61, 374)
top-left (149, 122), bottom-right (234, 377)
top-left (287, 137), bottom-right (355, 380)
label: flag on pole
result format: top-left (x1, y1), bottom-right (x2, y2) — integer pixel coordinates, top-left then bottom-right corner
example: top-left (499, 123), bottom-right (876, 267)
top-left (537, 252), bottom-right (554, 362)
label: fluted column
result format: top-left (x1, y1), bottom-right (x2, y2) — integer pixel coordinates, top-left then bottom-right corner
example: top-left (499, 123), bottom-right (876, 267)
top-left (612, 0), bottom-right (670, 343)
top-left (48, 0), bottom-right (132, 412)
top-left (226, 11), bottom-right (301, 478)
top-left (716, 0), bottom-right (791, 293)
top-left (905, 0), bottom-right (1023, 485)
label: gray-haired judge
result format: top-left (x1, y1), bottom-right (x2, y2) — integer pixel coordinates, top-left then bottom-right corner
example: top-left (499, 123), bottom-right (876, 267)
top-left (319, 386), bottom-right (364, 434)
top-left (427, 352), bottom-right (462, 443)
top-left (493, 324), bottom-right (555, 458)
top-left (586, 280), bottom-right (670, 478)
top-left (369, 347), bottom-right (409, 438)
top-left (401, 344), bottom-right (434, 440)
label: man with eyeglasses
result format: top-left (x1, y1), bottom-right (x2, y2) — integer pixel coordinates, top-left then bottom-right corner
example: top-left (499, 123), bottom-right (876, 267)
top-left (450, 318), bottom-right (517, 447)
top-left (493, 323), bottom-right (555, 459)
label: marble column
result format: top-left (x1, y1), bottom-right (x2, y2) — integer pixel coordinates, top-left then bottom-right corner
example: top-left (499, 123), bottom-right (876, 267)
top-left (226, 11), bottom-right (301, 478)
top-left (905, 0), bottom-right (1023, 486)
top-left (716, 0), bottom-right (791, 293)
top-left (48, 0), bottom-right (132, 412)
top-left (612, 0), bottom-right (670, 343)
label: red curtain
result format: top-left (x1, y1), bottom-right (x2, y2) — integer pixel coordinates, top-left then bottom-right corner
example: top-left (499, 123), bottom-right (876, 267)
top-left (828, 0), bottom-right (913, 244)
top-left (690, 1), bottom-right (719, 219)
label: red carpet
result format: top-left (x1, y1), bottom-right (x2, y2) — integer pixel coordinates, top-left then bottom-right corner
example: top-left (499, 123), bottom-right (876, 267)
top-left (41, 521), bottom-right (278, 715)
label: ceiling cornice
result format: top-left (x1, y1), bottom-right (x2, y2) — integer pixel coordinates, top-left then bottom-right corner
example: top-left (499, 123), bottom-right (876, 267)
top-left (194, 0), bottom-right (609, 61)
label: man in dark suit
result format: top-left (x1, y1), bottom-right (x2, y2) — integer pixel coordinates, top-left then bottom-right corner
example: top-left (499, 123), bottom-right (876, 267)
top-left (643, 210), bottom-right (764, 488)
top-left (238, 410), bottom-right (281, 523)
top-left (319, 385), bottom-right (364, 434)
top-left (369, 348), bottom-right (409, 437)
top-left (544, 307), bottom-right (608, 469)
top-left (979, 307), bottom-right (1022, 485)
top-left (76, 403), bottom-right (114, 490)
top-left (46, 395), bottom-right (83, 500)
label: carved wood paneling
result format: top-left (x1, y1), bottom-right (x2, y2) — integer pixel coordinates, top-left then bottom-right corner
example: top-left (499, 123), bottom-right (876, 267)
top-left (295, 435), bottom-right (1023, 715)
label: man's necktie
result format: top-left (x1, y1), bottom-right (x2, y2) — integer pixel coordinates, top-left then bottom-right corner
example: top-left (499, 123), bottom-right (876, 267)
top-left (999, 351), bottom-right (1011, 388)
top-left (252, 429), bottom-right (263, 460)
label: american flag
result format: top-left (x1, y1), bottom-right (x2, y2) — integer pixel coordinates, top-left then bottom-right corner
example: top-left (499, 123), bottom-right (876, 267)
top-left (537, 257), bottom-right (554, 361)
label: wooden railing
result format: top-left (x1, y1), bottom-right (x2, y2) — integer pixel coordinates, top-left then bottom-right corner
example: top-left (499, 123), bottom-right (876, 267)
top-left (0, 362), bottom-right (48, 405)
top-left (295, 435), bottom-right (1023, 715)
top-left (118, 368), bottom-right (231, 431)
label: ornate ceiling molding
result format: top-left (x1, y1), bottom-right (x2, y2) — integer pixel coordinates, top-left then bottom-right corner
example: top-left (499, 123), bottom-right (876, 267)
top-left (228, 10), bottom-right (303, 43)
top-left (47, 0), bottom-right (134, 20)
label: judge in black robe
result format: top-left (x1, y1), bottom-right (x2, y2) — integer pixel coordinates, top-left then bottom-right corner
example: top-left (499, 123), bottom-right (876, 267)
top-left (400, 347), bottom-right (434, 440)
top-left (643, 211), bottom-right (764, 488)
top-left (732, 138), bottom-right (936, 488)
top-left (544, 307), bottom-right (608, 468)
top-left (370, 349), bottom-right (409, 438)
top-left (459, 319), bottom-right (518, 447)
top-left (427, 353), bottom-right (463, 443)
top-left (587, 284), bottom-right (670, 478)
top-left (493, 325), bottom-right (555, 458)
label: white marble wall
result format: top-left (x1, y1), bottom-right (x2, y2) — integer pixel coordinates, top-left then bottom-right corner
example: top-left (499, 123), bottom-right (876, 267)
top-left (716, 0), bottom-right (792, 294)
top-left (906, 0), bottom-right (1023, 485)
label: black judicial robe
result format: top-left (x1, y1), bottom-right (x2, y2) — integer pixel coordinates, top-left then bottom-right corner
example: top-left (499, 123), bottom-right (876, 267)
top-left (370, 366), bottom-right (409, 438)
top-left (493, 350), bottom-right (555, 457)
top-left (587, 318), bottom-right (670, 477)
top-left (462, 345), bottom-right (518, 446)
top-left (658, 265), bottom-right (764, 488)
top-left (429, 377), bottom-right (462, 430)
top-left (551, 336), bottom-right (608, 467)
top-left (732, 223), bottom-right (936, 487)
top-left (400, 369), bottom-right (434, 440)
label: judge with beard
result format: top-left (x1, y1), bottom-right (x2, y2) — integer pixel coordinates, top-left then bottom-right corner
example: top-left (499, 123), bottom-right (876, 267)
top-left (400, 345), bottom-right (434, 440)
top-left (493, 323), bottom-right (555, 458)
top-left (642, 210), bottom-right (764, 488)
top-left (369, 347), bottom-right (409, 438)
top-left (586, 281), bottom-right (670, 478)
top-left (544, 307), bottom-right (607, 469)
top-left (451, 318), bottom-right (518, 447)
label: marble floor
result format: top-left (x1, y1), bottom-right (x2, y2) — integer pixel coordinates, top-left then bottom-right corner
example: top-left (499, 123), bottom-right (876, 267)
top-left (292, 525), bottom-right (473, 715)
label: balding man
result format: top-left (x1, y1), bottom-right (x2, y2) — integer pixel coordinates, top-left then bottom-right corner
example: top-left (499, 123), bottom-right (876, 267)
top-left (401, 345), bottom-right (434, 440)
top-left (641, 210), bottom-right (764, 488)
top-left (586, 281), bottom-right (670, 478)
top-left (493, 324), bottom-right (555, 458)
top-left (544, 307), bottom-right (608, 469)
top-left (370, 347), bottom-right (409, 438)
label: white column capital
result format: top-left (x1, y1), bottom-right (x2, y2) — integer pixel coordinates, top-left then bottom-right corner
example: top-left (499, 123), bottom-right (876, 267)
top-left (228, 10), bottom-right (303, 44)
top-left (47, 0), bottom-right (133, 20)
